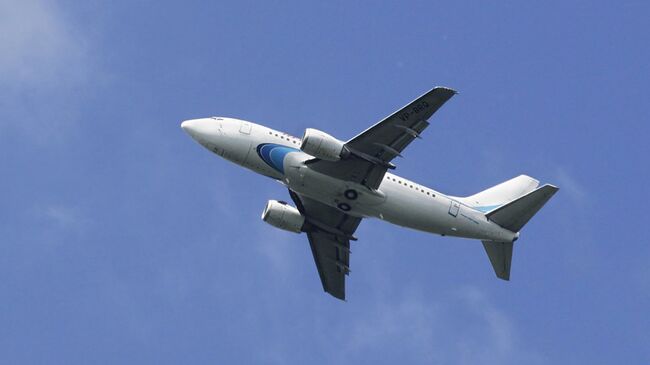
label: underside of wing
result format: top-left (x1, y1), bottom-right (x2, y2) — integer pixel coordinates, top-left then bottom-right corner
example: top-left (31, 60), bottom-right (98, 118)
top-left (289, 190), bottom-right (362, 300)
top-left (306, 231), bottom-right (350, 299)
top-left (307, 86), bottom-right (456, 189)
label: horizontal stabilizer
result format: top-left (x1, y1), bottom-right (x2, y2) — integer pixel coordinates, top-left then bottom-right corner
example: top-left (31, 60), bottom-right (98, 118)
top-left (486, 184), bottom-right (559, 232)
top-left (482, 241), bottom-right (513, 280)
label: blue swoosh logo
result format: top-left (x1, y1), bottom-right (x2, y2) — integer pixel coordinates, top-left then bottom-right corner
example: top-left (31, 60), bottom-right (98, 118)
top-left (256, 143), bottom-right (299, 174)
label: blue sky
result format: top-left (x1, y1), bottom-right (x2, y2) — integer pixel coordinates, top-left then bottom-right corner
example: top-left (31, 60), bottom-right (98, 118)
top-left (1, 0), bottom-right (649, 363)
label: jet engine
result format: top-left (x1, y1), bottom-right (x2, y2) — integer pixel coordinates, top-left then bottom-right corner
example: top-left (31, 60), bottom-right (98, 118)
top-left (300, 128), bottom-right (349, 161)
top-left (261, 200), bottom-right (305, 233)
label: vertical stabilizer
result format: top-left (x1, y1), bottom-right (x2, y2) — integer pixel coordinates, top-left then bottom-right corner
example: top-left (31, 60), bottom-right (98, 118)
top-left (481, 183), bottom-right (558, 280)
top-left (461, 175), bottom-right (540, 213)
top-left (482, 241), bottom-right (513, 280)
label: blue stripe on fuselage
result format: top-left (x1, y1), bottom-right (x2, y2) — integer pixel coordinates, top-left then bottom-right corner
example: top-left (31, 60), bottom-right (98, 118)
top-left (256, 143), bottom-right (300, 174)
top-left (473, 204), bottom-right (501, 213)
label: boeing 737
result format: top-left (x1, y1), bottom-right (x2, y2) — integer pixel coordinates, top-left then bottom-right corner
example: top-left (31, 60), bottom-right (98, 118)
top-left (181, 86), bottom-right (558, 300)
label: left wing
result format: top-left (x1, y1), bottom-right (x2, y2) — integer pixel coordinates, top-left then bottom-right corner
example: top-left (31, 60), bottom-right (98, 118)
top-left (307, 86), bottom-right (456, 189)
top-left (289, 190), bottom-right (362, 300)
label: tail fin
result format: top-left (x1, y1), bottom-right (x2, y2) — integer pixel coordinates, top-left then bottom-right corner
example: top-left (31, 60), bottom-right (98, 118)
top-left (462, 175), bottom-right (540, 213)
top-left (481, 184), bottom-right (559, 280)
top-left (482, 241), bottom-right (513, 280)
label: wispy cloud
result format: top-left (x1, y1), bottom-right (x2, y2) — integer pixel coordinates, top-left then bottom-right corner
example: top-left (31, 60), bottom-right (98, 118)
top-left (0, 0), bottom-right (91, 142)
top-left (550, 166), bottom-right (598, 274)
top-left (43, 204), bottom-right (81, 227)
top-left (39, 203), bottom-right (90, 235)
top-left (255, 226), bottom-right (297, 277)
top-left (346, 289), bottom-right (441, 362)
top-left (553, 166), bottom-right (587, 204)
top-left (342, 286), bottom-right (546, 365)
top-left (0, 0), bottom-right (85, 84)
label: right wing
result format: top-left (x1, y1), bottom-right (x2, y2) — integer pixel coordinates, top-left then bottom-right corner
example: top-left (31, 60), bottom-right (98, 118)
top-left (289, 189), bottom-right (362, 300)
top-left (306, 87), bottom-right (456, 189)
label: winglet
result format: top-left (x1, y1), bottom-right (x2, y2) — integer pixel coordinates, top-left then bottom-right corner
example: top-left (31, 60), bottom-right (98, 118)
top-left (434, 86), bottom-right (458, 95)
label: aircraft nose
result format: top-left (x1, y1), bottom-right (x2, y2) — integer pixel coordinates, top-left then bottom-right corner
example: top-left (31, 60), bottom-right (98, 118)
top-left (181, 118), bottom-right (214, 141)
top-left (181, 119), bottom-right (199, 136)
top-left (181, 118), bottom-right (224, 148)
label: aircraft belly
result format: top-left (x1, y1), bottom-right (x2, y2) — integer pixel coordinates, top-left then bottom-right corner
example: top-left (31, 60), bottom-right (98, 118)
top-left (282, 156), bottom-right (517, 242)
top-left (380, 190), bottom-right (448, 233)
top-left (376, 183), bottom-right (495, 239)
top-left (283, 160), bottom-right (386, 217)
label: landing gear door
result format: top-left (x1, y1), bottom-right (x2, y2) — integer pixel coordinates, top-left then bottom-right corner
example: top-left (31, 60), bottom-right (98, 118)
top-left (448, 200), bottom-right (460, 217)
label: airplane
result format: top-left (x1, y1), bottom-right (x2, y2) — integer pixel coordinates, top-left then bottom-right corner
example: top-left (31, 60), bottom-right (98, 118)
top-left (181, 86), bottom-right (559, 300)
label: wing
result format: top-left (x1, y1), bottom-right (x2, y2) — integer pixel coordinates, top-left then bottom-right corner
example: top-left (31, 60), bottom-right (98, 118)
top-left (307, 86), bottom-right (456, 189)
top-left (289, 189), bottom-right (362, 300)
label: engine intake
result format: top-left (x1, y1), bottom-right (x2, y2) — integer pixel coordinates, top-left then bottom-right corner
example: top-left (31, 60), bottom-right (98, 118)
top-left (300, 128), bottom-right (348, 161)
top-left (261, 200), bottom-right (305, 233)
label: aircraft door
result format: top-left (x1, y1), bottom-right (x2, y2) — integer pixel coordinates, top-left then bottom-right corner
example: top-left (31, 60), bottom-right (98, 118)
top-left (448, 200), bottom-right (460, 217)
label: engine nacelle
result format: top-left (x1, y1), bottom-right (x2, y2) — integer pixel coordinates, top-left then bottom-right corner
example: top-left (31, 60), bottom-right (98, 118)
top-left (300, 128), bottom-right (348, 161)
top-left (261, 200), bottom-right (305, 233)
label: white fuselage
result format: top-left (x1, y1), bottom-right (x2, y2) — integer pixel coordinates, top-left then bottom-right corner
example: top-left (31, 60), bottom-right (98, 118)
top-left (182, 117), bottom-right (517, 242)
